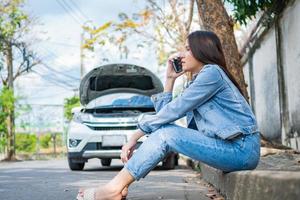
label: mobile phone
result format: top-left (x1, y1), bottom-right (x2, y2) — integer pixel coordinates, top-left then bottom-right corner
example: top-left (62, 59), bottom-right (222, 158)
top-left (172, 57), bottom-right (183, 73)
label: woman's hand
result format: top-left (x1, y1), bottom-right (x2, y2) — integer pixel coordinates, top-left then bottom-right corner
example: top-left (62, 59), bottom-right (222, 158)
top-left (121, 129), bottom-right (145, 163)
top-left (121, 139), bottom-right (137, 163)
top-left (166, 52), bottom-right (186, 80)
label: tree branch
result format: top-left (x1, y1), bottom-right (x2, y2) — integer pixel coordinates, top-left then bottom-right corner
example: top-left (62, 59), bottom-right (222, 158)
top-left (146, 0), bottom-right (178, 42)
top-left (132, 28), bottom-right (174, 47)
top-left (12, 42), bottom-right (40, 81)
top-left (169, 0), bottom-right (187, 43)
top-left (185, 0), bottom-right (195, 33)
top-left (0, 72), bottom-right (6, 85)
top-left (13, 60), bottom-right (39, 81)
top-left (147, 0), bottom-right (167, 20)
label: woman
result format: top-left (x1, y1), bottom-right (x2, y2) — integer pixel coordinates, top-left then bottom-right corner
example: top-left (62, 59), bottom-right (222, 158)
top-left (77, 30), bottom-right (261, 200)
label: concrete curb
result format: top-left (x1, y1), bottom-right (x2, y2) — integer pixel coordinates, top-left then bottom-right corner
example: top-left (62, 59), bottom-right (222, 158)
top-left (180, 153), bottom-right (300, 200)
top-left (200, 163), bottom-right (300, 200)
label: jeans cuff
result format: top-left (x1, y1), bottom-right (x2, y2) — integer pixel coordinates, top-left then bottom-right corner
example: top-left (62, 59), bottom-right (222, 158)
top-left (124, 164), bottom-right (141, 181)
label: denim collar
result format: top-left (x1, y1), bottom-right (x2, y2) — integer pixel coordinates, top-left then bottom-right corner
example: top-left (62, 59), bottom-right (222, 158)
top-left (192, 72), bottom-right (199, 81)
top-left (186, 64), bottom-right (214, 88)
top-left (191, 64), bottom-right (216, 80)
top-left (185, 73), bottom-right (198, 88)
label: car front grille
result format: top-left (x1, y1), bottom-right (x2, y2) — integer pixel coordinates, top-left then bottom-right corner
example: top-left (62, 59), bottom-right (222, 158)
top-left (84, 142), bottom-right (142, 150)
top-left (86, 125), bottom-right (137, 131)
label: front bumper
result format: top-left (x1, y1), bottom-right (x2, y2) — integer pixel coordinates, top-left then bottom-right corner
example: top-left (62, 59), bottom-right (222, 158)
top-left (84, 150), bottom-right (122, 158)
top-left (68, 142), bottom-right (142, 161)
top-left (68, 150), bottom-right (122, 160)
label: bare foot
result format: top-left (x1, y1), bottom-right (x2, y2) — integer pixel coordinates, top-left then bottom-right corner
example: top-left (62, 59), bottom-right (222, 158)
top-left (121, 186), bottom-right (128, 197)
top-left (94, 185), bottom-right (122, 200)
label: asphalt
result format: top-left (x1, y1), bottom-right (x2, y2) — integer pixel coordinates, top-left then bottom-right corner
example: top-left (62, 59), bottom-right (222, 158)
top-left (0, 158), bottom-right (223, 200)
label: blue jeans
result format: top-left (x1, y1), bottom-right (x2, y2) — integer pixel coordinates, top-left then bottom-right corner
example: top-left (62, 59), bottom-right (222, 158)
top-left (124, 124), bottom-right (260, 181)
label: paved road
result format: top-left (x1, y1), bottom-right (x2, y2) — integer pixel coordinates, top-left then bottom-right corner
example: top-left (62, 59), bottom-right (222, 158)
top-left (0, 158), bottom-right (221, 200)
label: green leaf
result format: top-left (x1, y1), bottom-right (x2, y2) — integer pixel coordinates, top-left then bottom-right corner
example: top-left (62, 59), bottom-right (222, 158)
top-left (63, 96), bottom-right (80, 121)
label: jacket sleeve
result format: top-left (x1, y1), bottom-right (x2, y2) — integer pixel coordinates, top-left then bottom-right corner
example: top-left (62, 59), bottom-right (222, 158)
top-left (137, 65), bottom-right (224, 134)
top-left (150, 92), bottom-right (173, 112)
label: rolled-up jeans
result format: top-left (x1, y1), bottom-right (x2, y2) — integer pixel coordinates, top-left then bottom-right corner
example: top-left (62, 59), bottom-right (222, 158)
top-left (124, 124), bottom-right (260, 181)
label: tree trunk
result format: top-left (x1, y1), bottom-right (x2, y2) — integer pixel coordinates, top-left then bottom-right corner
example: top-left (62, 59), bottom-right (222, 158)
top-left (5, 42), bottom-right (17, 161)
top-left (195, 0), bottom-right (249, 101)
top-left (52, 133), bottom-right (57, 158)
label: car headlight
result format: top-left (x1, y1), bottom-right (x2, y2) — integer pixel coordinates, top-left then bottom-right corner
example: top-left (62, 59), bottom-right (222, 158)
top-left (69, 139), bottom-right (81, 148)
top-left (73, 112), bottom-right (93, 123)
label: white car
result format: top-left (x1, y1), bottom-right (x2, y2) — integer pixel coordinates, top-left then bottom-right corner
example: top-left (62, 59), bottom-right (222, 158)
top-left (67, 63), bottom-right (178, 170)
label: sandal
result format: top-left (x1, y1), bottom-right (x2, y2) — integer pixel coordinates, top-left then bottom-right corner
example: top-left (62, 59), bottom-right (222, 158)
top-left (76, 188), bottom-right (96, 200)
top-left (76, 188), bottom-right (127, 200)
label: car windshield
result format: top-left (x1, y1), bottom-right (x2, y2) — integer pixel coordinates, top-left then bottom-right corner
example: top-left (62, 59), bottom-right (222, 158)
top-left (86, 93), bottom-right (154, 109)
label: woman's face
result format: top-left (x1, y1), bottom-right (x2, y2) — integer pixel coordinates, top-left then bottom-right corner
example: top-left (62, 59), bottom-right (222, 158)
top-left (181, 41), bottom-right (203, 74)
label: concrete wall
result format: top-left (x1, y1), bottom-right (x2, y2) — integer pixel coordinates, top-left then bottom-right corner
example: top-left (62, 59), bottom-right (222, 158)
top-left (251, 28), bottom-right (281, 141)
top-left (242, 1), bottom-right (300, 149)
top-left (280, 1), bottom-right (300, 148)
top-left (242, 62), bottom-right (251, 103)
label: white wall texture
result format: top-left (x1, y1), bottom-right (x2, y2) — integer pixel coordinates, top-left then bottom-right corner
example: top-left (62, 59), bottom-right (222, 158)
top-left (243, 1), bottom-right (300, 149)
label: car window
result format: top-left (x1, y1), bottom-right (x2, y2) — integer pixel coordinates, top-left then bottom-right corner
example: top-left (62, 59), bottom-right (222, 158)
top-left (86, 93), bottom-right (153, 109)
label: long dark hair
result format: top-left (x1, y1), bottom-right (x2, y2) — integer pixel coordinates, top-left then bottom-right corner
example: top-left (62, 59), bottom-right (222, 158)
top-left (187, 31), bottom-right (244, 97)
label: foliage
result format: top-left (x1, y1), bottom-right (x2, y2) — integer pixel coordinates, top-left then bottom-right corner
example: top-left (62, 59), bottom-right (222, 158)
top-left (0, 135), bottom-right (6, 153)
top-left (0, 53), bottom-right (4, 70)
top-left (0, 86), bottom-right (31, 153)
top-left (0, 87), bottom-right (15, 133)
top-left (0, 120), bottom-right (7, 152)
top-left (64, 96), bottom-right (80, 121)
top-left (0, 0), bottom-right (28, 42)
top-left (225, 0), bottom-right (274, 25)
top-left (15, 133), bottom-right (36, 153)
top-left (40, 134), bottom-right (52, 148)
top-left (40, 133), bottom-right (63, 149)
top-left (14, 133), bottom-right (64, 153)
top-left (53, 134), bottom-right (63, 147)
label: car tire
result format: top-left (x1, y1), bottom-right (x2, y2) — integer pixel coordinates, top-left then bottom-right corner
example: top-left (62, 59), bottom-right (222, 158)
top-left (162, 153), bottom-right (177, 170)
top-left (68, 157), bottom-right (85, 171)
top-left (101, 158), bottom-right (112, 167)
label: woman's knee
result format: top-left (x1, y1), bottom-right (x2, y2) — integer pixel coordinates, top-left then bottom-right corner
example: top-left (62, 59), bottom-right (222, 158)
top-left (151, 124), bottom-right (177, 144)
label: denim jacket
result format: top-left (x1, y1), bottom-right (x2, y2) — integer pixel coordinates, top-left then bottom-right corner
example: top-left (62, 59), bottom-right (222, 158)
top-left (137, 64), bottom-right (259, 140)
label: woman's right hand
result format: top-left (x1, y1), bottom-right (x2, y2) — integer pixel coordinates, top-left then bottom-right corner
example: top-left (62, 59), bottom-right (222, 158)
top-left (121, 139), bottom-right (137, 163)
top-left (166, 52), bottom-right (186, 80)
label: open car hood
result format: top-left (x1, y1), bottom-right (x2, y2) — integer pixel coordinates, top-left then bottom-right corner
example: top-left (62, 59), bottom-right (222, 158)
top-left (79, 63), bottom-right (164, 105)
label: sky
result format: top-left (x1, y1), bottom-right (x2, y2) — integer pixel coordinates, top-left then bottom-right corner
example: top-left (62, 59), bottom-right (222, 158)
top-left (16, 0), bottom-right (159, 106)
top-left (11, 0), bottom-right (165, 132)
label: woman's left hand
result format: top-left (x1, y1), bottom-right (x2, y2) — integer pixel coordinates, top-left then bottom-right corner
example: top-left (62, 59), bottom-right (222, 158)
top-left (121, 139), bottom-right (137, 163)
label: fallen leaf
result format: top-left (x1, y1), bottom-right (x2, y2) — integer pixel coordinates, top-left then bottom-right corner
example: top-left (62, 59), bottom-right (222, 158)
top-left (206, 193), bottom-right (217, 198)
top-left (213, 197), bottom-right (224, 200)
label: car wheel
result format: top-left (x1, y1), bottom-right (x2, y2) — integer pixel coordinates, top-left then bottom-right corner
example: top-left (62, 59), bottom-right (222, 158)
top-left (68, 157), bottom-right (85, 171)
top-left (162, 153), bottom-right (177, 170)
top-left (101, 158), bottom-right (112, 167)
